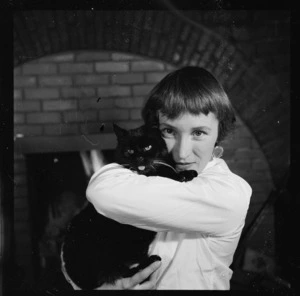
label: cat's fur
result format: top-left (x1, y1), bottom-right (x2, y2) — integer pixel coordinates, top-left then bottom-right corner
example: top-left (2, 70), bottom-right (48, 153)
top-left (61, 124), bottom-right (197, 290)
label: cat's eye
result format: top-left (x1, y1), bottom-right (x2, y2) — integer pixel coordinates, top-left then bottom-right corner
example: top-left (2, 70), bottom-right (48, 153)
top-left (127, 149), bottom-right (135, 155)
top-left (143, 145), bottom-right (152, 151)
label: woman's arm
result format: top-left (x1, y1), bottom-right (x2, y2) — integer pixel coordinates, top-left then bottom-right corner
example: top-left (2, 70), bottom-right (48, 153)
top-left (86, 160), bottom-right (252, 236)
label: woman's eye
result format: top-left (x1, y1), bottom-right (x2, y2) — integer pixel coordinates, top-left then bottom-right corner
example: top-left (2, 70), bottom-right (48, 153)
top-left (160, 128), bottom-right (175, 137)
top-left (193, 130), bottom-right (205, 137)
top-left (143, 145), bottom-right (152, 151)
top-left (127, 149), bottom-right (135, 155)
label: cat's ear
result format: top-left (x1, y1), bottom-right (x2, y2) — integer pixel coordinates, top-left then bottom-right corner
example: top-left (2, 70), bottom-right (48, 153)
top-left (113, 123), bottom-right (128, 139)
top-left (146, 126), bottom-right (161, 137)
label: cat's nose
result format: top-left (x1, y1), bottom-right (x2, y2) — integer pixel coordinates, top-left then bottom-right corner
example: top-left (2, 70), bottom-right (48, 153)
top-left (137, 156), bottom-right (144, 162)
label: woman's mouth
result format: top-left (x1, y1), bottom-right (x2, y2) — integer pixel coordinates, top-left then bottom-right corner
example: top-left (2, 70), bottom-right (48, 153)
top-left (175, 162), bottom-right (195, 170)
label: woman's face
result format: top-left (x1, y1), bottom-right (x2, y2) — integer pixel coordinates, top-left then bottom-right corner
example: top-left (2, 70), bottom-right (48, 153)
top-left (159, 112), bottom-right (219, 174)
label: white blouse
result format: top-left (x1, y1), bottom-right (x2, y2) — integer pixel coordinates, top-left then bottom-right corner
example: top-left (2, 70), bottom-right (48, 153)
top-left (86, 158), bottom-right (252, 290)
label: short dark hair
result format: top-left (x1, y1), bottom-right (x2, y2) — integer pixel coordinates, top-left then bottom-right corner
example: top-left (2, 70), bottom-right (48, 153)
top-left (141, 66), bottom-right (236, 143)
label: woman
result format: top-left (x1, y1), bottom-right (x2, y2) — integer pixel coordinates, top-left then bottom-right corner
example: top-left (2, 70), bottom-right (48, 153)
top-left (86, 66), bottom-right (252, 289)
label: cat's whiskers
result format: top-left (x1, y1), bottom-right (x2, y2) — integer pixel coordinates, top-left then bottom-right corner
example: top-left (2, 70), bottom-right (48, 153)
top-left (149, 164), bottom-right (156, 171)
top-left (152, 160), bottom-right (177, 173)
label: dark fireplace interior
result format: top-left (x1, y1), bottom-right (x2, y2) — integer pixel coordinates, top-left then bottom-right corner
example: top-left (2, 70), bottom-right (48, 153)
top-left (25, 150), bottom-right (114, 289)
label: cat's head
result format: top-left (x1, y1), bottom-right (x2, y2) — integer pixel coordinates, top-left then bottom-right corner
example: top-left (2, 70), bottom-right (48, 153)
top-left (113, 123), bottom-right (169, 174)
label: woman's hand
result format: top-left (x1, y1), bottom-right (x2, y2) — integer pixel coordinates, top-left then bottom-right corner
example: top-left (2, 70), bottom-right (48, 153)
top-left (95, 260), bottom-right (161, 290)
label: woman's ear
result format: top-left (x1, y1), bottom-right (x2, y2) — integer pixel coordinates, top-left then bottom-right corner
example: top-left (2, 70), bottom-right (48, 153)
top-left (212, 146), bottom-right (224, 158)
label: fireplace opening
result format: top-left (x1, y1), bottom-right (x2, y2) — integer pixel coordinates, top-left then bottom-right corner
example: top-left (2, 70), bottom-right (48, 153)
top-left (25, 149), bottom-right (114, 289)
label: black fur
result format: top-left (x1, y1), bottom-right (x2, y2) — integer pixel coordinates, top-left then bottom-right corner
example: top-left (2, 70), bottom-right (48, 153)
top-left (61, 124), bottom-right (197, 289)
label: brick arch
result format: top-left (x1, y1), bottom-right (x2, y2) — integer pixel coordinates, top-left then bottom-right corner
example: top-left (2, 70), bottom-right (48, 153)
top-left (14, 10), bottom-right (244, 70)
top-left (13, 10), bottom-right (289, 186)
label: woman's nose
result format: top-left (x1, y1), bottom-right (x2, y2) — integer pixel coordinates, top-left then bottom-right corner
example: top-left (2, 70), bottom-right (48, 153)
top-left (174, 137), bottom-right (192, 160)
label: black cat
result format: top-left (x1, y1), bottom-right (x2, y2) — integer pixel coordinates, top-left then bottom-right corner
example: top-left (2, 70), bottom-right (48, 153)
top-left (61, 124), bottom-right (198, 290)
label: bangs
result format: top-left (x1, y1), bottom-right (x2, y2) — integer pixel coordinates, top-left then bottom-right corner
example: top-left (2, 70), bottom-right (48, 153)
top-left (159, 90), bottom-right (217, 119)
top-left (158, 75), bottom-right (221, 119)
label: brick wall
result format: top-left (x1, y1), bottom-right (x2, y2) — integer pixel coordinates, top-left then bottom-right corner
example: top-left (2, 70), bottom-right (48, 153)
top-left (14, 10), bottom-right (290, 185)
top-left (13, 50), bottom-right (275, 285)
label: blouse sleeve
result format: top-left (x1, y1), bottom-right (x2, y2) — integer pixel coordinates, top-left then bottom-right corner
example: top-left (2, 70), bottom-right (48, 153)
top-left (86, 160), bottom-right (252, 236)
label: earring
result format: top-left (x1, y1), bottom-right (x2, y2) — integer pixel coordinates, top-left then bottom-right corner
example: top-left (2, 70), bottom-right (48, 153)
top-left (212, 146), bottom-right (224, 158)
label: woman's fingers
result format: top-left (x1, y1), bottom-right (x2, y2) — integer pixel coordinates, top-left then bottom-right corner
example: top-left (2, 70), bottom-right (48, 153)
top-left (133, 270), bottom-right (158, 290)
top-left (133, 279), bottom-right (157, 290)
top-left (130, 260), bottom-right (161, 289)
top-left (94, 260), bottom-right (161, 290)
top-left (94, 282), bottom-right (120, 290)
top-left (96, 259), bottom-right (161, 290)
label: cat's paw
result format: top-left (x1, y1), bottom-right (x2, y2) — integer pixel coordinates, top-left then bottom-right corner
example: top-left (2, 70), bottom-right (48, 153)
top-left (178, 170), bottom-right (198, 182)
